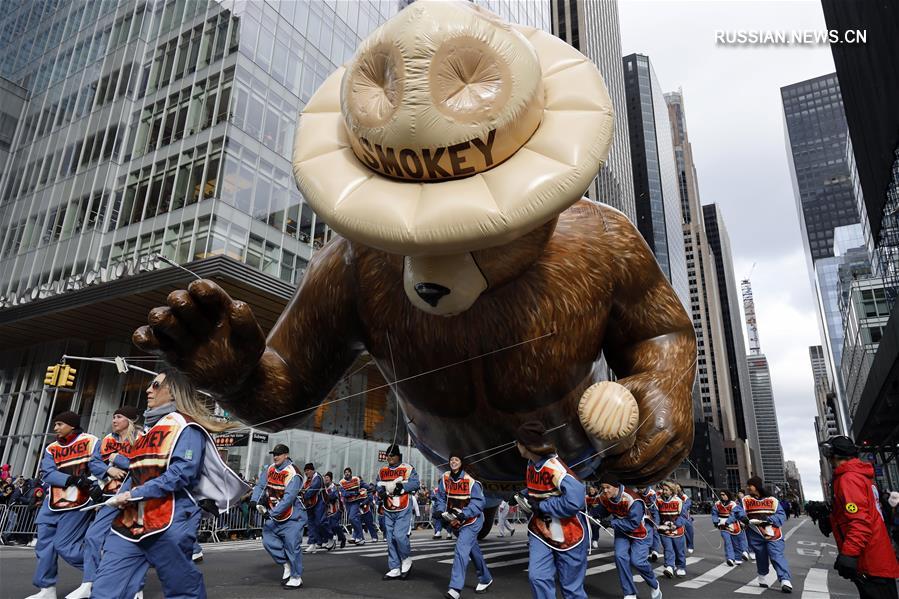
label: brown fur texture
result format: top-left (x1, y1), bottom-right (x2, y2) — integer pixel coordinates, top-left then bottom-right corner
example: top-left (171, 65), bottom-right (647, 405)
top-left (134, 199), bottom-right (696, 485)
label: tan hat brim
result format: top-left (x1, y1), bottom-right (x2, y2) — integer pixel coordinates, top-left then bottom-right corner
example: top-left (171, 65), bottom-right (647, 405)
top-left (292, 26), bottom-right (614, 256)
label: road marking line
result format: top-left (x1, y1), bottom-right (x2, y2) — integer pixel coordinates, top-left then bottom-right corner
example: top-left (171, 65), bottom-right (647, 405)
top-left (783, 518), bottom-right (808, 541)
top-left (676, 562), bottom-right (733, 588)
top-left (437, 548), bottom-right (532, 564)
top-left (634, 556), bottom-right (703, 582)
top-left (801, 568), bottom-right (829, 599)
top-left (736, 572), bottom-right (778, 594)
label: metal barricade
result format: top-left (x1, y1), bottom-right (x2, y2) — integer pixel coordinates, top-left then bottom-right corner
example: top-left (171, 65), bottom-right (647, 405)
top-left (0, 504), bottom-right (39, 543)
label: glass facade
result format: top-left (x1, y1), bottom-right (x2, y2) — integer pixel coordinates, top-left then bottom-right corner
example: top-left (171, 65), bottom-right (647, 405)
top-left (623, 53), bottom-right (688, 310)
top-left (551, 0), bottom-right (635, 222)
top-left (0, 0), bottom-right (553, 476)
top-left (782, 73), bottom-right (859, 266)
top-left (746, 353), bottom-right (785, 487)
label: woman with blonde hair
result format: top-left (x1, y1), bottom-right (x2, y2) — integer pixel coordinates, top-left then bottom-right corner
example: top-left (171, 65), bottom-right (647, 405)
top-left (65, 406), bottom-right (141, 599)
top-left (90, 368), bottom-right (248, 599)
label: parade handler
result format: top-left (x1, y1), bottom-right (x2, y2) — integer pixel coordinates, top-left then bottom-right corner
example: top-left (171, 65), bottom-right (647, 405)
top-left (90, 370), bottom-right (249, 599)
top-left (27, 411), bottom-right (99, 599)
top-left (376, 444), bottom-right (420, 580)
top-left (738, 477), bottom-right (793, 593)
top-left (820, 435), bottom-right (899, 599)
top-left (436, 452), bottom-right (494, 598)
top-left (656, 480), bottom-right (688, 578)
top-left (134, 0), bottom-right (696, 501)
top-left (339, 468), bottom-right (367, 545)
top-left (250, 443), bottom-right (305, 589)
top-left (515, 422), bottom-right (589, 599)
top-left (712, 489), bottom-right (747, 566)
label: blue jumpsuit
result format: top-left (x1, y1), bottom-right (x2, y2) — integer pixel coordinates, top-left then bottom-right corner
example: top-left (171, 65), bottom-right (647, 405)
top-left (641, 490), bottom-right (663, 556)
top-left (302, 472), bottom-right (326, 546)
top-left (735, 496), bottom-right (792, 583)
top-left (523, 456), bottom-right (588, 599)
top-left (91, 427), bottom-right (207, 599)
top-left (680, 494), bottom-right (694, 551)
top-left (596, 486), bottom-right (660, 597)
top-left (82, 433), bottom-right (131, 583)
top-left (324, 483), bottom-right (346, 544)
top-left (338, 476), bottom-right (366, 542)
top-left (712, 500), bottom-right (747, 562)
top-left (435, 470), bottom-right (492, 592)
top-left (32, 433), bottom-right (99, 590)
top-left (376, 462), bottom-right (420, 572)
top-left (251, 459), bottom-right (305, 577)
top-left (657, 495), bottom-right (688, 571)
top-left (430, 489), bottom-right (444, 536)
top-left (363, 488), bottom-right (382, 540)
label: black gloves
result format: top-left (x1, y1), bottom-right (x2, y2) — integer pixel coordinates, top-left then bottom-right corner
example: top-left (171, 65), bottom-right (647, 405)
top-left (527, 495), bottom-right (543, 514)
top-left (248, 500), bottom-right (257, 511)
top-left (817, 517), bottom-right (832, 537)
top-left (65, 475), bottom-right (78, 488)
top-left (393, 482), bottom-right (404, 496)
top-left (378, 487), bottom-right (389, 501)
top-left (198, 499), bottom-right (217, 515)
top-left (834, 554), bottom-right (858, 579)
top-left (72, 473), bottom-right (93, 491)
top-left (89, 484), bottom-right (104, 503)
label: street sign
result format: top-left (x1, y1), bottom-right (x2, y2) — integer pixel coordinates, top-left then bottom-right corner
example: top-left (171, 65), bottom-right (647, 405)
top-left (215, 432), bottom-right (249, 448)
top-left (252, 432), bottom-right (269, 443)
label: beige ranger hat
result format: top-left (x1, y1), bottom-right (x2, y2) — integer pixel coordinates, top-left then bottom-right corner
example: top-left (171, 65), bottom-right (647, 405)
top-left (292, 0), bottom-right (614, 256)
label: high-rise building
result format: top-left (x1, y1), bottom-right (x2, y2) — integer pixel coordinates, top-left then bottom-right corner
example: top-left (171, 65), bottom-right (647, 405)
top-left (0, 77), bottom-right (26, 173)
top-left (703, 203), bottom-right (761, 473)
top-left (821, 0), bottom-right (899, 488)
top-left (782, 73), bottom-right (858, 268)
top-left (0, 0), bottom-right (552, 478)
top-left (550, 0), bottom-right (635, 222)
top-left (784, 460), bottom-right (805, 505)
top-left (622, 53), bottom-right (688, 310)
top-left (810, 344), bottom-right (838, 497)
top-left (742, 279), bottom-right (786, 488)
top-left (666, 90), bottom-right (752, 490)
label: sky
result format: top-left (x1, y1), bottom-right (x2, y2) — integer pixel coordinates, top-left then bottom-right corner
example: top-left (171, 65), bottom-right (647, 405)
top-left (617, 0), bottom-right (838, 501)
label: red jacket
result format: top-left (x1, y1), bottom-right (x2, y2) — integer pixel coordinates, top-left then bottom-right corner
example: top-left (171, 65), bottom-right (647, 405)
top-left (829, 458), bottom-right (899, 578)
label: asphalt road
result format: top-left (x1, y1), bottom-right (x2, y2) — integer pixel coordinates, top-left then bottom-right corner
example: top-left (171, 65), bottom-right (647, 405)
top-left (1, 516), bottom-right (866, 598)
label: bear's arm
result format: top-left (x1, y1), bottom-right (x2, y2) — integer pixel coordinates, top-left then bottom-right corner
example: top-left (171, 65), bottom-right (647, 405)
top-left (596, 206), bottom-right (697, 483)
top-left (224, 236), bottom-right (364, 431)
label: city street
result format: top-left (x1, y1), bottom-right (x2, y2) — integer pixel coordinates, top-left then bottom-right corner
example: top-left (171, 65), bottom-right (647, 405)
top-left (0, 517), bottom-right (860, 598)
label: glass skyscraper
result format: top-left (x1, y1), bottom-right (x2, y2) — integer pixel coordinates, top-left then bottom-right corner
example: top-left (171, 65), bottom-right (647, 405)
top-left (0, 0), bottom-right (551, 479)
top-left (622, 53), bottom-right (688, 310)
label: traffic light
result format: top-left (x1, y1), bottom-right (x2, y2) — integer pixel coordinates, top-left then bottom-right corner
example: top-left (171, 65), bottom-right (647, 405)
top-left (59, 365), bottom-right (77, 388)
top-left (44, 365), bottom-right (60, 386)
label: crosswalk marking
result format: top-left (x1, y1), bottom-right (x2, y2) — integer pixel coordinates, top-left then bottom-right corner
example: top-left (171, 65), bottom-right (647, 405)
top-left (735, 572), bottom-right (778, 595)
top-left (634, 556), bottom-right (703, 582)
top-left (676, 561), bottom-right (733, 588)
top-left (436, 547), bottom-right (531, 565)
top-left (801, 568), bottom-right (829, 599)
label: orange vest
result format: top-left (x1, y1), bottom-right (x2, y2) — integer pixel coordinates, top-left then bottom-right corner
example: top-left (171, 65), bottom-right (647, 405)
top-left (358, 487), bottom-right (371, 514)
top-left (340, 476), bottom-right (363, 502)
top-left (714, 500), bottom-right (743, 535)
top-left (99, 434), bottom-right (126, 495)
top-left (266, 463), bottom-right (299, 522)
top-left (325, 483), bottom-right (341, 516)
top-left (586, 494), bottom-right (602, 510)
top-left (112, 412), bottom-right (193, 542)
top-left (742, 496), bottom-right (782, 541)
top-left (599, 488), bottom-right (648, 540)
top-left (441, 471), bottom-right (478, 527)
top-left (301, 472), bottom-right (322, 508)
top-left (525, 456), bottom-right (585, 551)
top-left (656, 496), bottom-right (685, 537)
top-left (46, 433), bottom-right (99, 511)
top-left (378, 464), bottom-right (414, 512)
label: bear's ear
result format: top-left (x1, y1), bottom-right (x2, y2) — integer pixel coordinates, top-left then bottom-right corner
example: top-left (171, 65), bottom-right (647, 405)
top-left (471, 217), bottom-right (557, 289)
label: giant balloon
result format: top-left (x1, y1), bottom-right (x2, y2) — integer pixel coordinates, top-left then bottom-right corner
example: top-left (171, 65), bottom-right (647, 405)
top-left (134, 0), bottom-right (696, 488)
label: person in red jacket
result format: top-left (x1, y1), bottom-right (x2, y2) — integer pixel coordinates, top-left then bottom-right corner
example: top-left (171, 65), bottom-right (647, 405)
top-left (820, 435), bottom-right (899, 599)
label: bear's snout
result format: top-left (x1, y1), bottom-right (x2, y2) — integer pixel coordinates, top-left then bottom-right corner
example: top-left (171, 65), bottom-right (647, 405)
top-left (414, 283), bottom-right (451, 307)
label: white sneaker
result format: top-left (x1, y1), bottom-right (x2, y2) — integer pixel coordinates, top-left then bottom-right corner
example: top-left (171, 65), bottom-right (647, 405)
top-left (780, 580), bottom-right (792, 594)
top-left (282, 563), bottom-right (292, 581)
top-left (756, 575), bottom-right (768, 588)
top-left (687, 548), bottom-right (694, 555)
top-left (742, 551), bottom-right (751, 561)
top-left (191, 551), bottom-right (203, 562)
top-left (475, 579), bottom-right (493, 593)
top-left (283, 575), bottom-right (302, 589)
top-left (445, 589), bottom-right (461, 599)
top-left (25, 589), bottom-right (57, 599)
top-left (675, 568), bottom-right (686, 577)
top-left (624, 595), bottom-right (637, 599)
top-left (133, 593), bottom-right (143, 599)
top-left (591, 540), bottom-right (598, 549)
top-left (650, 550), bottom-right (660, 562)
top-left (727, 559), bottom-right (735, 566)
top-left (65, 583), bottom-right (92, 599)
top-left (663, 566), bottom-right (674, 578)
top-left (303, 544), bottom-right (318, 554)
top-left (383, 567), bottom-right (402, 580)
top-left (325, 539), bottom-right (336, 551)
top-left (734, 559), bottom-right (743, 565)
top-left (749, 552), bottom-right (757, 561)
top-left (357, 539), bottom-right (365, 546)
top-left (401, 557), bottom-right (412, 577)
top-left (650, 585), bottom-right (663, 599)
top-left (433, 533), bottom-right (441, 539)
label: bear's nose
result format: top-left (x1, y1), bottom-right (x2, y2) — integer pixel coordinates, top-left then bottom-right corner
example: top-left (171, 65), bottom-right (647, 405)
top-left (414, 283), bottom-right (451, 307)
